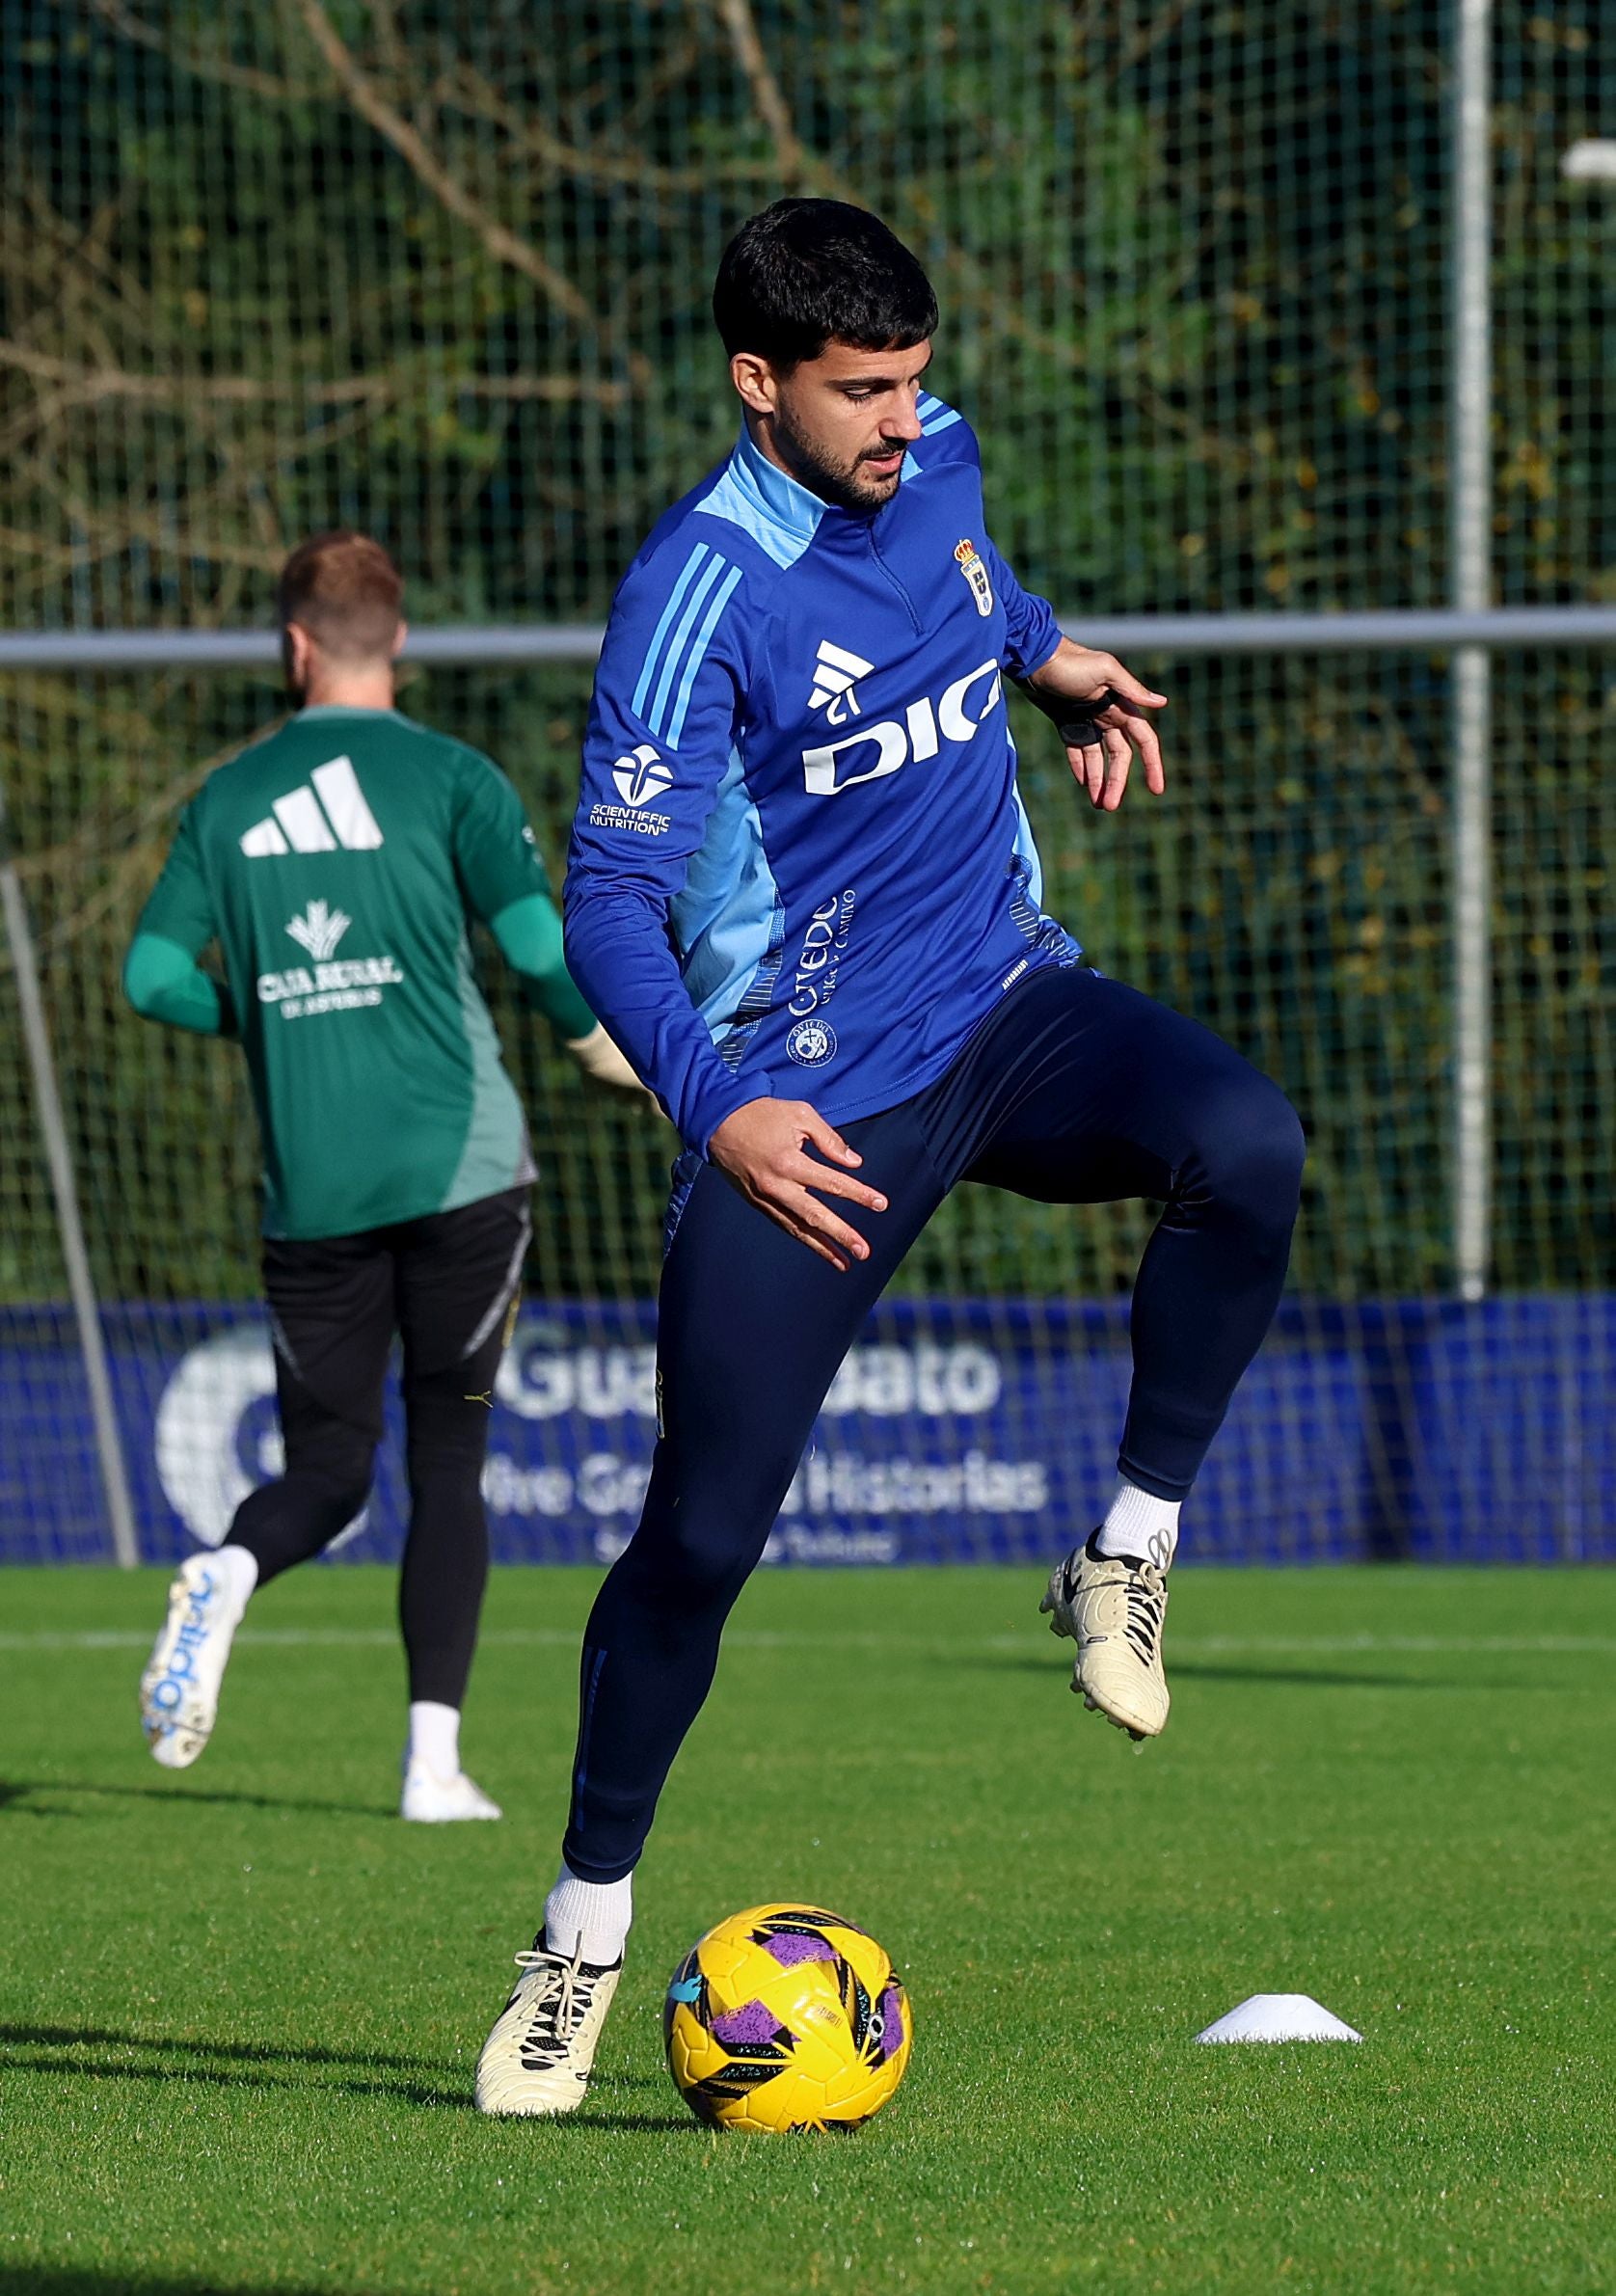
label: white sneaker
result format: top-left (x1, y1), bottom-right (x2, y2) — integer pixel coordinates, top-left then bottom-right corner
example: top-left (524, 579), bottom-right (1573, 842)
top-left (1040, 1534), bottom-right (1171, 1740)
top-left (474, 1937), bottom-right (622, 2117)
top-left (139, 1552), bottom-right (247, 1769)
top-left (400, 1762), bottom-right (502, 1823)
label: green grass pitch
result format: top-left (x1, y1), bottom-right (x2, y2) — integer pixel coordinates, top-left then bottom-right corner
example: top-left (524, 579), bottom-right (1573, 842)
top-left (3, 1563), bottom-right (1614, 2294)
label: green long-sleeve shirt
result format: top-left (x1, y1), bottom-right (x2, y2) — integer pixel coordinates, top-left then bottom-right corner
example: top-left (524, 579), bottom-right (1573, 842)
top-left (125, 704), bottom-right (595, 1240)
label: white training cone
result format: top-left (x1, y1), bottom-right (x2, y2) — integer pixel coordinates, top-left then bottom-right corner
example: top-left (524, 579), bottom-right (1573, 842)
top-left (1194, 1993), bottom-right (1362, 2044)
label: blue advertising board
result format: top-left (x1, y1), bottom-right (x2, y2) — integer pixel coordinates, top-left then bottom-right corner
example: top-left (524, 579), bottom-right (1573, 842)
top-left (2, 1296), bottom-right (1611, 1566)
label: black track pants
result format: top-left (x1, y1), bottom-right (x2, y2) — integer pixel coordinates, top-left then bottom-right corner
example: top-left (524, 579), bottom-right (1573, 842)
top-left (229, 1186), bottom-right (530, 1708)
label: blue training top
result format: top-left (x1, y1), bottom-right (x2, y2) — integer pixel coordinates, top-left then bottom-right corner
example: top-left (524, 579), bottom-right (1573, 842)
top-left (563, 396), bottom-right (1081, 1154)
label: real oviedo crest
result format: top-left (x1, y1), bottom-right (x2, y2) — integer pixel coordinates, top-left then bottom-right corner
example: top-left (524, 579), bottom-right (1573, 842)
top-left (955, 538), bottom-right (994, 617)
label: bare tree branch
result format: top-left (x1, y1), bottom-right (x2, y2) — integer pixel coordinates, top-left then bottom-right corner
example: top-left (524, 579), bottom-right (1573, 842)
top-left (85, 0), bottom-right (321, 102)
top-left (288, 0), bottom-right (595, 329)
top-left (0, 339), bottom-right (631, 409)
top-left (712, 0), bottom-right (816, 186)
top-left (364, 0), bottom-right (411, 95)
top-left (9, 442), bottom-right (291, 575)
top-left (444, 60), bottom-right (786, 195)
top-left (0, 383), bottom-right (79, 459)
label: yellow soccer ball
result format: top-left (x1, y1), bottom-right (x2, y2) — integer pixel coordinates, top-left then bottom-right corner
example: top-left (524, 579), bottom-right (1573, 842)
top-left (663, 1903), bottom-right (912, 2133)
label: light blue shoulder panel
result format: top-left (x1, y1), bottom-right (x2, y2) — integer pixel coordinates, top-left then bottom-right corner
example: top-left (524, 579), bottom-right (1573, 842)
top-left (694, 425), bottom-right (824, 570)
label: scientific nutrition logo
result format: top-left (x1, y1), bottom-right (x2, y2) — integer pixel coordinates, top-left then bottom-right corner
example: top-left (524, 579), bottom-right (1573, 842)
top-left (592, 743), bottom-right (674, 837)
top-left (610, 743), bottom-right (675, 808)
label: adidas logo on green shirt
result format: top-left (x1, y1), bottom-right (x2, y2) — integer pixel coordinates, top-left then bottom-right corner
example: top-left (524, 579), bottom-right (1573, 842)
top-left (239, 755), bottom-right (384, 856)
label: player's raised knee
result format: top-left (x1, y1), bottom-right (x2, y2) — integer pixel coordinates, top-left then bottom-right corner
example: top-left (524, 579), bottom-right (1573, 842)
top-left (1193, 1073), bottom-right (1306, 1222)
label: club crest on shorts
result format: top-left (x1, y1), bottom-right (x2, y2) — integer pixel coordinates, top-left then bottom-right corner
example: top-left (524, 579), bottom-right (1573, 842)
top-left (955, 538), bottom-right (994, 617)
top-left (786, 1016), bottom-right (838, 1067)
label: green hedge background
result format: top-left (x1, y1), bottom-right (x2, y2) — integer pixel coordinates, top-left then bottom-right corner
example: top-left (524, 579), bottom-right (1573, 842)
top-left (1, 2), bottom-right (1610, 1303)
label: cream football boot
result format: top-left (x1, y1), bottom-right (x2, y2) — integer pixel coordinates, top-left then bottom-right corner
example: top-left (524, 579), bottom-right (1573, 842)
top-left (474, 1937), bottom-right (622, 2117)
top-left (1040, 1534), bottom-right (1171, 1741)
top-left (139, 1551), bottom-right (252, 1769)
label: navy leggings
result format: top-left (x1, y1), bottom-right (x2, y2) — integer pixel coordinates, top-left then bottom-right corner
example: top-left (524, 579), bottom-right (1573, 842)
top-left (563, 967), bottom-right (1305, 1881)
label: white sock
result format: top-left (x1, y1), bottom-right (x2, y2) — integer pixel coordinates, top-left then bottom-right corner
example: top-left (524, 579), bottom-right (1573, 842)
top-left (210, 1544), bottom-right (259, 1614)
top-left (543, 1861), bottom-right (632, 1968)
top-left (407, 1701), bottom-right (461, 1779)
top-left (1094, 1481), bottom-right (1182, 1570)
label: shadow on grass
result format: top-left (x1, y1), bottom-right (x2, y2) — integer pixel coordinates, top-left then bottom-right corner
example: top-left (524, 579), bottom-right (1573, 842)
top-left (0, 2273), bottom-right (391, 2296)
top-left (568, 2069), bottom-right (695, 2132)
top-left (0, 1778), bottom-right (394, 1821)
top-left (548, 2109), bottom-right (696, 2133)
top-left (0, 2022), bottom-right (462, 2110)
top-left (0, 1783), bottom-right (68, 1820)
top-left (4, 2050), bottom-right (461, 2113)
top-left (1, 2025), bottom-right (699, 2131)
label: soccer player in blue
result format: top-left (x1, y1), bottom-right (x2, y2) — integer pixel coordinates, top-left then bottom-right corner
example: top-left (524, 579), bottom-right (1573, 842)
top-left (474, 201), bottom-right (1305, 2114)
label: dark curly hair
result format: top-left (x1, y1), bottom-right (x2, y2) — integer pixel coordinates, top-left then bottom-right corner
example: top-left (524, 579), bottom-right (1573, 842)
top-left (713, 200), bottom-right (938, 371)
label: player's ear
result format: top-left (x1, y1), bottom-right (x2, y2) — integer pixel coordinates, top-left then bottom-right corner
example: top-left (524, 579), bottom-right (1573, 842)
top-left (391, 619), bottom-right (408, 662)
top-left (282, 620), bottom-right (313, 706)
top-left (729, 351), bottom-right (778, 419)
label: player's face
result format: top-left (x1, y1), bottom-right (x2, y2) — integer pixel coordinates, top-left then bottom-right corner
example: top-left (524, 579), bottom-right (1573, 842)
top-left (736, 339), bottom-right (932, 514)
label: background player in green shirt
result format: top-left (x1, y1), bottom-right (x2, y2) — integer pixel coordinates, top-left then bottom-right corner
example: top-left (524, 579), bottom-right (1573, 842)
top-left (128, 532), bottom-right (641, 1821)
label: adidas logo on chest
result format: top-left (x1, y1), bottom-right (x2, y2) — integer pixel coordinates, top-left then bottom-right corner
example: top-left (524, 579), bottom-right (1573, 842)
top-left (240, 756), bottom-right (384, 856)
top-left (808, 639), bottom-right (876, 726)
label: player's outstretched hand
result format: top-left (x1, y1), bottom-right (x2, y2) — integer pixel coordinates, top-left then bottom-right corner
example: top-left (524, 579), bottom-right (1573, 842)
top-left (709, 1097), bottom-right (887, 1273)
top-left (1021, 640), bottom-right (1169, 813)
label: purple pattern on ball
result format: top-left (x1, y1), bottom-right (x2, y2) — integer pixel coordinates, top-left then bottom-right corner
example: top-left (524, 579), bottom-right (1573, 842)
top-left (764, 1931), bottom-right (836, 1967)
top-left (711, 1999), bottom-right (781, 2047)
top-left (875, 1985), bottom-right (905, 2060)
